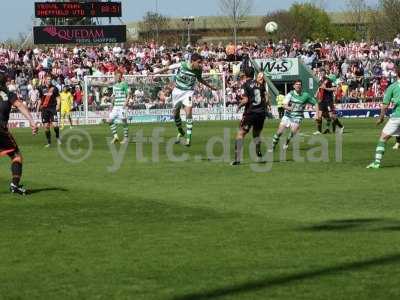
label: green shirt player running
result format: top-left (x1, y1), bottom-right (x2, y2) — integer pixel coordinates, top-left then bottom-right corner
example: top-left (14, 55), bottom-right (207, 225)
top-left (270, 80), bottom-right (317, 151)
top-left (367, 67), bottom-right (400, 169)
top-left (93, 70), bottom-right (130, 144)
top-left (154, 53), bottom-right (217, 146)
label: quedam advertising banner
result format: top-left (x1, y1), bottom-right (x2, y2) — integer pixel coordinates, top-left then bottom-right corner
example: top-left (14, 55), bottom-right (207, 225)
top-left (33, 25), bottom-right (126, 44)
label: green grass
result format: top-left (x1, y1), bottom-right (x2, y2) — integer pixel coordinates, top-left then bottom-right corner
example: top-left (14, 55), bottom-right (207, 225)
top-left (1, 118), bottom-right (400, 300)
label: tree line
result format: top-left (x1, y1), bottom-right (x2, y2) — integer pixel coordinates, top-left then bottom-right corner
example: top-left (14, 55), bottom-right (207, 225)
top-left (265, 0), bottom-right (400, 42)
top-left (139, 0), bottom-right (400, 43)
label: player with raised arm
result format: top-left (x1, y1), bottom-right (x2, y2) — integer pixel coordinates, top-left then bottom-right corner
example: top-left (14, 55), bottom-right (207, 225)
top-left (269, 80), bottom-right (317, 151)
top-left (367, 67), bottom-right (400, 169)
top-left (154, 53), bottom-right (217, 146)
top-left (37, 76), bottom-right (61, 147)
top-left (231, 69), bottom-right (268, 165)
top-left (92, 70), bottom-right (130, 144)
top-left (0, 74), bottom-right (38, 195)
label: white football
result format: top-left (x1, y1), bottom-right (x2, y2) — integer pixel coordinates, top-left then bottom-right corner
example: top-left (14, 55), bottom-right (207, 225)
top-left (265, 21), bottom-right (278, 33)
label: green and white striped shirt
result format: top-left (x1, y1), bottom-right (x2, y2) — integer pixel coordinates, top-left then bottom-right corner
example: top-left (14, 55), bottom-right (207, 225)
top-left (112, 81), bottom-right (129, 108)
top-left (174, 62), bottom-right (202, 91)
top-left (284, 90), bottom-right (317, 120)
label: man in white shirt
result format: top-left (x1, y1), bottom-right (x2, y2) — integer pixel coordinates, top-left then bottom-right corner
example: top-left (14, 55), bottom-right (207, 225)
top-left (393, 34), bottom-right (400, 48)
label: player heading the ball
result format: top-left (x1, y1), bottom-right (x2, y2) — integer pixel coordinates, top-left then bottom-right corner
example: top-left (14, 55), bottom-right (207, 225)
top-left (153, 53), bottom-right (218, 147)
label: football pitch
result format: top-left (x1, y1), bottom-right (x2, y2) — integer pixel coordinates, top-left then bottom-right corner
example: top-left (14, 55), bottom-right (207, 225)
top-left (1, 118), bottom-right (399, 299)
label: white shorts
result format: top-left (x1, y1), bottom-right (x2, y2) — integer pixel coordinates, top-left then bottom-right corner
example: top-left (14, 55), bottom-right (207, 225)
top-left (109, 107), bottom-right (127, 121)
top-left (281, 115), bottom-right (302, 129)
top-left (382, 118), bottom-right (400, 136)
top-left (172, 88), bottom-right (193, 108)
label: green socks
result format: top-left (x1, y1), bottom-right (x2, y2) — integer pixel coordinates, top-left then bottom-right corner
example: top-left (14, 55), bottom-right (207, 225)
top-left (374, 141), bottom-right (386, 165)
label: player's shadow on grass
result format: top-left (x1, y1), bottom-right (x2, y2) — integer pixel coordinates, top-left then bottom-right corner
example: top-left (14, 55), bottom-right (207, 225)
top-left (27, 187), bottom-right (69, 195)
top-left (378, 164), bottom-right (400, 168)
top-left (226, 159), bottom-right (295, 165)
top-left (299, 218), bottom-right (400, 232)
top-left (199, 159), bottom-right (294, 164)
top-left (172, 253), bottom-right (400, 300)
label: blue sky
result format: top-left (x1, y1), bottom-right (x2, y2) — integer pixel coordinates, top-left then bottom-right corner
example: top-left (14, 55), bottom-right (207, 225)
top-left (0, 0), bottom-right (378, 41)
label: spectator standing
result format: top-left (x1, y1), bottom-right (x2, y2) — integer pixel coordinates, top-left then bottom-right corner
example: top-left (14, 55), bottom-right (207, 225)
top-left (73, 85), bottom-right (83, 111)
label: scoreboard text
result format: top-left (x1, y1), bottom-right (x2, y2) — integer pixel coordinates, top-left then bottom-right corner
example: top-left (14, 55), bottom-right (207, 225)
top-left (35, 2), bottom-right (122, 18)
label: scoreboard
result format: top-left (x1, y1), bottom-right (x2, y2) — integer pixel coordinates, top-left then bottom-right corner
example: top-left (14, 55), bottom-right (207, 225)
top-left (33, 1), bottom-right (125, 44)
top-left (35, 2), bottom-right (122, 18)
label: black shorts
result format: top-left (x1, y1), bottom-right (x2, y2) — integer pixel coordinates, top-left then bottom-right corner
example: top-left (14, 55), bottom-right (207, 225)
top-left (0, 127), bottom-right (20, 157)
top-left (318, 100), bottom-right (336, 115)
top-left (240, 112), bottom-right (265, 133)
top-left (42, 108), bottom-right (58, 124)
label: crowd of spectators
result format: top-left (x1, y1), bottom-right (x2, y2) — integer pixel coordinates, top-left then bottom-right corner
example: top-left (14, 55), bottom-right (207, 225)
top-left (1, 36), bottom-right (400, 111)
